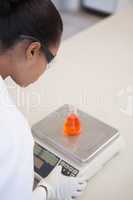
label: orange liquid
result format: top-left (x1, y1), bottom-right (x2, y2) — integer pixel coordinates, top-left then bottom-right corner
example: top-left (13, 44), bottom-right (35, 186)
top-left (64, 114), bottom-right (81, 136)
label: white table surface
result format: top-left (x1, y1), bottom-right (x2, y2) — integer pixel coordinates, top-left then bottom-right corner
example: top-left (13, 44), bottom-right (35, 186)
top-left (7, 7), bottom-right (133, 200)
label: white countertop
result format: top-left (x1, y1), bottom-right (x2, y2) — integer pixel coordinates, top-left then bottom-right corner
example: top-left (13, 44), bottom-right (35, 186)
top-left (7, 7), bottom-right (133, 200)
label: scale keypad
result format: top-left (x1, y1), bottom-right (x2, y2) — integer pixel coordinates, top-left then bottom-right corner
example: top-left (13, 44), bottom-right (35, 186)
top-left (59, 160), bottom-right (79, 177)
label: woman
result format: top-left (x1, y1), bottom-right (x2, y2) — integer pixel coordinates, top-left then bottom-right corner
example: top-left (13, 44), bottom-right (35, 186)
top-left (0, 0), bottom-right (87, 200)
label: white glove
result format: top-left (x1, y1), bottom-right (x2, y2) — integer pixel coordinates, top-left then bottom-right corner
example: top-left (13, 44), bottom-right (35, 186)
top-left (33, 186), bottom-right (47, 200)
top-left (38, 166), bottom-right (88, 200)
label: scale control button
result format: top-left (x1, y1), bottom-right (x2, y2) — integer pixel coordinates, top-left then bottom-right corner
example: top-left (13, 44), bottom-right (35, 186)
top-left (65, 170), bottom-right (71, 176)
top-left (62, 168), bottom-right (66, 173)
top-left (64, 163), bottom-right (69, 169)
top-left (60, 161), bottom-right (65, 166)
top-left (73, 169), bottom-right (78, 175)
top-left (68, 166), bottom-right (73, 172)
top-left (60, 161), bottom-right (69, 169)
top-left (71, 173), bottom-right (76, 177)
top-left (62, 167), bottom-right (71, 176)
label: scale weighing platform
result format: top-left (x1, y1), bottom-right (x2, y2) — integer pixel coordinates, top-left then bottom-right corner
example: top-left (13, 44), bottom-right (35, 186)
top-left (32, 105), bottom-right (124, 188)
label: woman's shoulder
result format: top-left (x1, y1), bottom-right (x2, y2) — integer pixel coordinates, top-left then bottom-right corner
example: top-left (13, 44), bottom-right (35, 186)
top-left (0, 77), bottom-right (30, 131)
top-left (0, 77), bottom-right (34, 158)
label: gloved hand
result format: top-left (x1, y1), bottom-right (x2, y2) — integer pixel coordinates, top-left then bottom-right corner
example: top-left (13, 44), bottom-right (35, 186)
top-left (38, 165), bottom-right (88, 200)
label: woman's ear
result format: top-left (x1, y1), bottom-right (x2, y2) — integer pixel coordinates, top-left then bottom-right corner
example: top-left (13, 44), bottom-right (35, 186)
top-left (26, 42), bottom-right (41, 60)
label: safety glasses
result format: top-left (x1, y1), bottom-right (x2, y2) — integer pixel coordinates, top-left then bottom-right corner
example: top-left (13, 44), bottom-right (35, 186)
top-left (19, 35), bottom-right (55, 64)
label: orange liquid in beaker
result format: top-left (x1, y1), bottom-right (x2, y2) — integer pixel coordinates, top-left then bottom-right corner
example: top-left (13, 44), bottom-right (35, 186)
top-left (64, 114), bottom-right (81, 136)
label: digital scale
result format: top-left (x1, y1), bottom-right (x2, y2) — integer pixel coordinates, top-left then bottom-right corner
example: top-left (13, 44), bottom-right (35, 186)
top-left (32, 105), bottom-right (124, 188)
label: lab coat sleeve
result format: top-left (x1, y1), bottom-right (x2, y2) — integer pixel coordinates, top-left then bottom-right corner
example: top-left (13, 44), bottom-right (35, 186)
top-left (33, 186), bottom-right (47, 200)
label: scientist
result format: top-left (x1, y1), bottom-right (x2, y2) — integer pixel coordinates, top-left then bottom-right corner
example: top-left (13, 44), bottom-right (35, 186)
top-left (0, 0), bottom-right (87, 200)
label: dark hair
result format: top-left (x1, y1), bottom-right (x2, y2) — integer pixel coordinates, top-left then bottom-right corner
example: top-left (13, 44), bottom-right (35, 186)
top-left (0, 0), bottom-right (63, 51)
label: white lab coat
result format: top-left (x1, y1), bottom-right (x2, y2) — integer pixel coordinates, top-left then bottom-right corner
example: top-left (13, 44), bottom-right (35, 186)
top-left (0, 76), bottom-right (46, 200)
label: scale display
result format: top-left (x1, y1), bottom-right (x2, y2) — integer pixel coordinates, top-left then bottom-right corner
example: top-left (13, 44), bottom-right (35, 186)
top-left (34, 143), bottom-right (60, 178)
